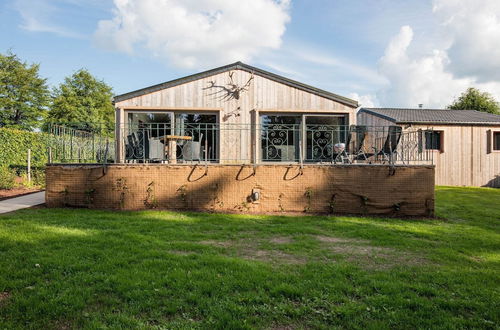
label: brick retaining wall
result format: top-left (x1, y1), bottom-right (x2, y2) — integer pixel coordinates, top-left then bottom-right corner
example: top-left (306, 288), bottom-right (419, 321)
top-left (45, 164), bottom-right (435, 216)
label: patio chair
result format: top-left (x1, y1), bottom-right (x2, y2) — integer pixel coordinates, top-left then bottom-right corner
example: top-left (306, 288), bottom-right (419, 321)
top-left (148, 137), bottom-right (164, 162)
top-left (347, 125), bottom-right (371, 162)
top-left (332, 125), bottom-right (369, 164)
top-left (373, 126), bottom-right (402, 164)
top-left (125, 130), bottom-right (150, 161)
top-left (181, 133), bottom-right (204, 161)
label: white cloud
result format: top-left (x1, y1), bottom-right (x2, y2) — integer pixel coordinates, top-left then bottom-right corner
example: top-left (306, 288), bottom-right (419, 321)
top-left (94, 0), bottom-right (291, 69)
top-left (433, 0), bottom-right (500, 82)
top-left (348, 93), bottom-right (378, 108)
top-left (376, 25), bottom-right (469, 108)
top-left (375, 0), bottom-right (500, 108)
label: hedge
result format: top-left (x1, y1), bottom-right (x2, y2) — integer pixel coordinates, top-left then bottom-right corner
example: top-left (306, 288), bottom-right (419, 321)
top-left (0, 128), bottom-right (52, 169)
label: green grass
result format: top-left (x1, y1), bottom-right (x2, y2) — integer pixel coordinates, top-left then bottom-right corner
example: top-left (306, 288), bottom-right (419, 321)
top-left (0, 187), bottom-right (499, 329)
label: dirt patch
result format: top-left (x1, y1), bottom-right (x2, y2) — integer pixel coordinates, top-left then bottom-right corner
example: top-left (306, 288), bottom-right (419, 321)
top-left (269, 236), bottom-right (293, 244)
top-left (198, 239), bottom-right (305, 265)
top-left (54, 319), bottom-right (73, 330)
top-left (169, 250), bottom-right (196, 256)
top-left (269, 324), bottom-right (299, 330)
top-left (196, 236), bottom-right (428, 269)
top-left (240, 249), bottom-right (306, 265)
top-left (315, 235), bottom-right (368, 244)
top-left (313, 235), bottom-right (428, 270)
top-left (198, 240), bottom-right (233, 248)
top-left (0, 291), bottom-right (12, 306)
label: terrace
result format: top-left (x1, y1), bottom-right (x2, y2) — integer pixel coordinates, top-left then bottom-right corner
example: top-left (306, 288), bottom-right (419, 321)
top-left (44, 122), bottom-right (435, 216)
top-left (46, 122), bottom-right (434, 166)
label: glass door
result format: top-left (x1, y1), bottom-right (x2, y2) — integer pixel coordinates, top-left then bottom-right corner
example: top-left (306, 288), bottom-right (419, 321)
top-left (260, 114), bottom-right (301, 162)
top-left (304, 115), bottom-right (346, 162)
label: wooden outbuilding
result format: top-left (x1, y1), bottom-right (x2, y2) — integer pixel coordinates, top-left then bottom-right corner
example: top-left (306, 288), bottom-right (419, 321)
top-left (357, 108), bottom-right (500, 187)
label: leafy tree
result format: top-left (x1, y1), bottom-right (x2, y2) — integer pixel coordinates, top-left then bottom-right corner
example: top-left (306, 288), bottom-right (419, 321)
top-left (0, 51), bottom-right (50, 130)
top-left (448, 87), bottom-right (500, 114)
top-left (47, 69), bottom-right (115, 131)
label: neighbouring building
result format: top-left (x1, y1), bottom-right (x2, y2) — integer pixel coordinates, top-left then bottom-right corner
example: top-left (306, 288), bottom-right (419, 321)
top-left (357, 108), bottom-right (500, 187)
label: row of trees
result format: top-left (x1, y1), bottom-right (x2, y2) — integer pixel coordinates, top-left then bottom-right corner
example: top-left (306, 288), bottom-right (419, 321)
top-left (0, 51), bottom-right (114, 131)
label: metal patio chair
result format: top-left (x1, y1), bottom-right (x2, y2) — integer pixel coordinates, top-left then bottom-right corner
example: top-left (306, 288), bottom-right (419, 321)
top-left (181, 133), bottom-right (204, 162)
top-left (373, 126), bottom-right (402, 164)
top-left (347, 125), bottom-right (372, 162)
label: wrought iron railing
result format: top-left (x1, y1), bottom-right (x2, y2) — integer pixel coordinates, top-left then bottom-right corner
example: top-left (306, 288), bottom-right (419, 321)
top-left (115, 123), bottom-right (434, 165)
top-left (46, 124), bottom-right (114, 163)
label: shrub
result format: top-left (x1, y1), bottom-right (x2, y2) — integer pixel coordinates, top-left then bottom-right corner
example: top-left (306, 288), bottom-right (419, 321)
top-left (0, 128), bottom-right (51, 168)
top-left (0, 166), bottom-right (16, 190)
top-left (18, 168), bottom-right (46, 188)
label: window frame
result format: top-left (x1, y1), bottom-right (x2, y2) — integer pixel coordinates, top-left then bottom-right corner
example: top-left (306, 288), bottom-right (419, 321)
top-left (490, 130), bottom-right (500, 153)
top-left (257, 112), bottom-right (349, 163)
top-left (124, 110), bottom-right (220, 162)
top-left (424, 130), bottom-right (444, 153)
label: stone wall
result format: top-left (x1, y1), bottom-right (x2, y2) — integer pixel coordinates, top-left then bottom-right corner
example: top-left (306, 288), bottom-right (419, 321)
top-left (45, 164), bottom-right (435, 216)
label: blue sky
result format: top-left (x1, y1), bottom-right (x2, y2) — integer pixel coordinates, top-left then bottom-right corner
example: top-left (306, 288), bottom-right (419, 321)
top-left (1, 0), bottom-right (499, 108)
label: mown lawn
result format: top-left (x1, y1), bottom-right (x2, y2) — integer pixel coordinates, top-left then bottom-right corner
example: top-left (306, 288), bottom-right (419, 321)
top-left (0, 187), bottom-right (499, 329)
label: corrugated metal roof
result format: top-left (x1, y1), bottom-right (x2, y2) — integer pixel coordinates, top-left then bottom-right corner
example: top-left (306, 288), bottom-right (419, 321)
top-left (113, 61), bottom-right (358, 107)
top-left (359, 108), bottom-right (500, 125)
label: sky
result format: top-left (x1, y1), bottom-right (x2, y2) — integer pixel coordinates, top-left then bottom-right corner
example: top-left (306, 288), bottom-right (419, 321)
top-left (1, 0), bottom-right (499, 108)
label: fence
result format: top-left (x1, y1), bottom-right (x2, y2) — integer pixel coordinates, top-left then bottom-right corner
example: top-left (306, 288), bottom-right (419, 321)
top-left (46, 124), bottom-right (114, 163)
top-left (115, 123), bottom-right (434, 165)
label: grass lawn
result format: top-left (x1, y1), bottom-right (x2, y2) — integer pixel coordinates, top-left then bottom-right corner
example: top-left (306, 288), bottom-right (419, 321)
top-left (0, 187), bottom-right (499, 329)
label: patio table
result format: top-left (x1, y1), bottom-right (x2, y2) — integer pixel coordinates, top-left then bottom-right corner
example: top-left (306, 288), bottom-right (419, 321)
top-left (160, 135), bottom-right (192, 164)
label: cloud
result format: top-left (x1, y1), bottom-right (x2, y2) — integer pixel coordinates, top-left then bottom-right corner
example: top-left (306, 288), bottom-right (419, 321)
top-left (348, 93), bottom-right (377, 108)
top-left (433, 0), bottom-right (500, 83)
top-left (375, 0), bottom-right (500, 108)
top-left (94, 0), bottom-right (291, 69)
top-left (376, 25), bottom-right (469, 108)
top-left (13, 0), bottom-right (85, 38)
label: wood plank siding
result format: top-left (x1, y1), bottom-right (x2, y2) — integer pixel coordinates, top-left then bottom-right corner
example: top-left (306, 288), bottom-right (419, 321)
top-left (357, 112), bottom-right (500, 187)
top-left (408, 124), bottom-right (500, 187)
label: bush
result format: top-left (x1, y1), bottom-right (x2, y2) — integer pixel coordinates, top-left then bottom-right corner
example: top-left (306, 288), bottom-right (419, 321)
top-left (18, 167), bottom-right (46, 188)
top-left (0, 128), bottom-right (51, 168)
top-left (0, 166), bottom-right (16, 190)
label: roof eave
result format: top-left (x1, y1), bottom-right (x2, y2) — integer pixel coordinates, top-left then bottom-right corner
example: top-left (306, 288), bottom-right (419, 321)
top-left (358, 108), bottom-right (397, 123)
top-left (396, 121), bottom-right (500, 126)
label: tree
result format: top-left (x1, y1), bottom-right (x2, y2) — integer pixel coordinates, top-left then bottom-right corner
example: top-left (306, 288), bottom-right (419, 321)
top-left (47, 69), bottom-right (115, 131)
top-left (0, 51), bottom-right (50, 130)
top-left (448, 87), bottom-right (500, 114)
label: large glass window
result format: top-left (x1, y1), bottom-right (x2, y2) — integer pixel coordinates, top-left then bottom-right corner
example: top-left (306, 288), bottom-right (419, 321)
top-left (127, 112), bottom-right (172, 138)
top-left (305, 115), bottom-right (346, 161)
top-left (260, 114), bottom-right (347, 162)
top-left (125, 111), bottom-right (217, 162)
top-left (174, 113), bottom-right (217, 160)
top-left (261, 115), bottom-right (301, 161)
